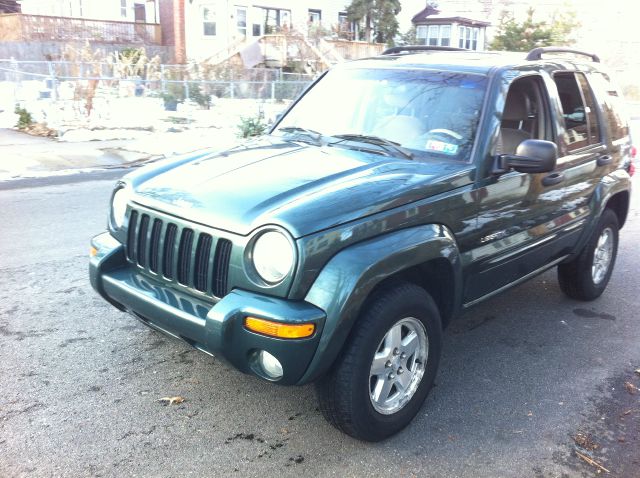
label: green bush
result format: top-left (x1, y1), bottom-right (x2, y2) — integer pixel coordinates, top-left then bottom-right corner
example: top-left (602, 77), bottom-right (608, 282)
top-left (189, 83), bottom-right (212, 109)
top-left (237, 115), bottom-right (267, 138)
top-left (161, 82), bottom-right (185, 110)
top-left (14, 105), bottom-right (33, 130)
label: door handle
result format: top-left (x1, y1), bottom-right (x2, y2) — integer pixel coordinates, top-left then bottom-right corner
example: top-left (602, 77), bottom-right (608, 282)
top-left (597, 155), bottom-right (612, 166)
top-left (542, 172), bottom-right (565, 187)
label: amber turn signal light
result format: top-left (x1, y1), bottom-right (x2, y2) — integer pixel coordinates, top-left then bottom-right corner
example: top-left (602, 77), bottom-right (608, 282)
top-left (89, 246), bottom-right (98, 257)
top-left (244, 317), bottom-right (315, 339)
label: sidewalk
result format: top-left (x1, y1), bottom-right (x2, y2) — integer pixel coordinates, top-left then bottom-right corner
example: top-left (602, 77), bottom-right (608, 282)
top-left (0, 96), bottom-right (288, 181)
top-left (0, 126), bottom-right (238, 181)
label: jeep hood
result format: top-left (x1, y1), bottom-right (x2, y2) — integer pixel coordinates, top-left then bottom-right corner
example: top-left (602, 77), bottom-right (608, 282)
top-left (132, 138), bottom-right (473, 238)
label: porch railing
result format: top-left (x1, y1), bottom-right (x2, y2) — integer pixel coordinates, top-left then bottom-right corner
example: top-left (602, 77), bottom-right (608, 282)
top-left (0, 13), bottom-right (161, 44)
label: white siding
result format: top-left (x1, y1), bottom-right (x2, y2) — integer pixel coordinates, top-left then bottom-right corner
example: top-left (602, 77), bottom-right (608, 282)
top-left (184, 0), bottom-right (228, 62)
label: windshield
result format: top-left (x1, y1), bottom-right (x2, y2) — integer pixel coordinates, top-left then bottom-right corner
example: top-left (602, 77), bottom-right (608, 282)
top-left (273, 68), bottom-right (488, 161)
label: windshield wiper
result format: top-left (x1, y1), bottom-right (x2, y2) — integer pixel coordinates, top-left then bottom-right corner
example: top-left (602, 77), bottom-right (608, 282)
top-left (277, 126), bottom-right (323, 145)
top-left (331, 134), bottom-right (414, 160)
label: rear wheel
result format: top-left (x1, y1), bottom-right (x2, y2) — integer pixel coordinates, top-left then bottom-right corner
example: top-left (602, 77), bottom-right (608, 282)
top-left (315, 282), bottom-right (442, 441)
top-left (558, 208), bottom-right (619, 301)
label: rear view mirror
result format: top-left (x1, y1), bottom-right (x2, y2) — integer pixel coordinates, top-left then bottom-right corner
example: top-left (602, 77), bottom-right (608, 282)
top-left (495, 139), bottom-right (558, 174)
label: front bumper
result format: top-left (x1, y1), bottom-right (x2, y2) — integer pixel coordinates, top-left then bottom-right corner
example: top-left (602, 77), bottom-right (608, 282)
top-left (90, 232), bottom-right (326, 385)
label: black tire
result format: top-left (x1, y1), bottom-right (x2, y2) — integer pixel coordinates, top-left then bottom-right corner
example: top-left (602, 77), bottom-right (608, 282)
top-left (315, 282), bottom-right (442, 442)
top-left (558, 208), bottom-right (619, 301)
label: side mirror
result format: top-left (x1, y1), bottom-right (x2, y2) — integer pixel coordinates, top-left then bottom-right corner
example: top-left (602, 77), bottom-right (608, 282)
top-left (495, 139), bottom-right (558, 174)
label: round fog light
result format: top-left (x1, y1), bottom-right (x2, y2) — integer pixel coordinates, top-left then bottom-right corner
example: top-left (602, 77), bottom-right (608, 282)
top-left (257, 350), bottom-right (283, 380)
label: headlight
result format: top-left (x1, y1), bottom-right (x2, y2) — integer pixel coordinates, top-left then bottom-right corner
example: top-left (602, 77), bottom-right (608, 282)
top-left (111, 186), bottom-right (130, 230)
top-left (252, 230), bottom-right (295, 284)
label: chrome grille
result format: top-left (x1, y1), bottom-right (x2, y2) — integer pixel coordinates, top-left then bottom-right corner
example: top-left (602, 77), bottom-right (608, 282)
top-left (125, 209), bottom-right (232, 299)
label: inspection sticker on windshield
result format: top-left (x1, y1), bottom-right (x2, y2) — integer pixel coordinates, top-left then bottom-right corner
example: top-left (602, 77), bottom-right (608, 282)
top-left (425, 140), bottom-right (459, 155)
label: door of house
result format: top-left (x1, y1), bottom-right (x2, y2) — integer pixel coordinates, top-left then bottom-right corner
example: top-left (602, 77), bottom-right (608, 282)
top-left (134, 2), bottom-right (145, 22)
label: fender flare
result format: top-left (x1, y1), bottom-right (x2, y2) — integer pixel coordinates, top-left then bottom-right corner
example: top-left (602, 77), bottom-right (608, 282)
top-left (570, 170), bottom-right (631, 257)
top-left (593, 170), bottom-right (632, 226)
top-left (298, 223), bottom-right (462, 384)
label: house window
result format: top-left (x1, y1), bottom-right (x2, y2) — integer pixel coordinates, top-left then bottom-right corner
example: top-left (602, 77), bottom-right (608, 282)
top-left (235, 6), bottom-right (247, 37)
top-left (459, 26), bottom-right (481, 50)
top-left (120, 0), bottom-right (127, 18)
top-left (440, 25), bottom-right (451, 46)
top-left (338, 12), bottom-right (355, 40)
top-left (202, 6), bottom-right (216, 36)
top-left (417, 25), bottom-right (451, 46)
top-left (279, 9), bottom-right (291, 29)
top-left (254, 7), bottom-right (291, 35)
top-left (309, 9), bottom-right (321, 24)
top-left (69, 0), bottom-right (83, 17)
top-left (427, 25), bottom-right (439, 45)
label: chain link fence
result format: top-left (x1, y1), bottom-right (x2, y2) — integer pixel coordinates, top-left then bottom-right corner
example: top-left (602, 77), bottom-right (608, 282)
top-left (0, 60), bottom-right (314, 133)
top-left (0, 60), bottom-right (314, 104)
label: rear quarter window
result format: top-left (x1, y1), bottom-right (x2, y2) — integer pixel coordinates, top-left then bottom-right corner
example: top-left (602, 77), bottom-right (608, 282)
top-left (589, 72), bottom-right (630, 141)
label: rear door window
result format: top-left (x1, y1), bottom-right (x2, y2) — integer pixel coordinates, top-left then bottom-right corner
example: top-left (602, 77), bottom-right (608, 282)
top-left (553, 72), bottom-right (602, 151)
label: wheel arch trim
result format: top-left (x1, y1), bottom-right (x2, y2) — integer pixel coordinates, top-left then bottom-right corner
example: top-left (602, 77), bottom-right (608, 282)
top-left (568, 171), bottom-right (631, 260)
top-left (595, 171), bottom-right (631, 228)
top-left (298, 224), bottom-right (462, 384)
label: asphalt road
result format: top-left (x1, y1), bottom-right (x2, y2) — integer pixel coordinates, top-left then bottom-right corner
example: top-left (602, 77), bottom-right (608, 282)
top-left (0, 173), bottom-right (639, 478)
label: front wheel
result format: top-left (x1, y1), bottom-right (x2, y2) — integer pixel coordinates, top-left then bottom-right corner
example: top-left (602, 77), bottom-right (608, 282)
top-left (315, 283), bottom-right (442, 441)
top-left (558, 208), bottom-right (619, 301)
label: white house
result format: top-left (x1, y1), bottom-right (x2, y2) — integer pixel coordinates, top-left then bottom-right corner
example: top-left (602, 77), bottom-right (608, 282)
top-left (411, 4), bottom-right (490, 51)
top-left (183, 0), bottom-right (356, 62)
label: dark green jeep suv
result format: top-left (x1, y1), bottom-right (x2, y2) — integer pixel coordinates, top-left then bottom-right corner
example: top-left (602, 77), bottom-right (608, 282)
top-left (90, 46), bottom-right (634, 441)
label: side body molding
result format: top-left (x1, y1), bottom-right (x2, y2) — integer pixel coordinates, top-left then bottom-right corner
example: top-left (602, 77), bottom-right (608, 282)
top-left (299, 224), bottom-right (462, 384)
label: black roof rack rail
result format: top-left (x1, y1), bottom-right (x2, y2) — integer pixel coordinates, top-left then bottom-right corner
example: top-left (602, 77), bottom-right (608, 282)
top-left (526, 47), bottom-right (600, 63)
top-left (382, 45), bottom-right (467, 55)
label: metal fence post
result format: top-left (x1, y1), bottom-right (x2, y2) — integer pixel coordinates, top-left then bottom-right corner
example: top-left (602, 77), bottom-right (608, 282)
top-left (47, 61), bottom-right (57, 100)
top-left (10, 57), bottom-right (20, 88)
top-left (160, 64), bottom-right (166, 94)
